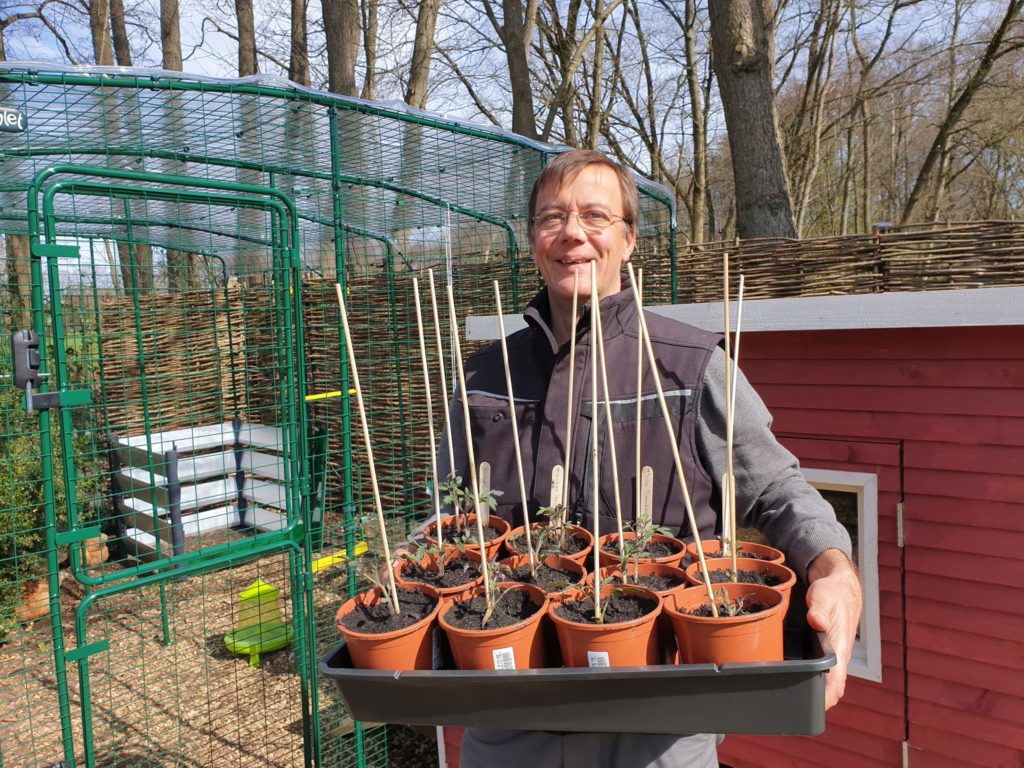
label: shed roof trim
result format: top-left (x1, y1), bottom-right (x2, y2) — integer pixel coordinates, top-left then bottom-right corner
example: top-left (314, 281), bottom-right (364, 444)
top-left (467, 286), bottom-right (1024, 339)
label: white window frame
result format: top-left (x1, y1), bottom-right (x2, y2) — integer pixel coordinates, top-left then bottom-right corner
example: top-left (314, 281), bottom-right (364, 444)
top-left (801, 468), bottom-right (882, 683)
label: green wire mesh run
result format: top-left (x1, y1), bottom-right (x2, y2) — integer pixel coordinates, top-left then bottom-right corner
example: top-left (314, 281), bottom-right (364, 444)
top-left (0, 64), bottom-right (677, 768)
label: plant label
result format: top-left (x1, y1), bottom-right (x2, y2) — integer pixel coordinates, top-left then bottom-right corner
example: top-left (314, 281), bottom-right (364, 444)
top-left (587, 651), bottom-right (611, 668)
top-left (491, 647), bottom-right (516, 670)
top-left (550, 465), bottom-right (564, 508)
top-left (478, 461), bottom-right (491, 526)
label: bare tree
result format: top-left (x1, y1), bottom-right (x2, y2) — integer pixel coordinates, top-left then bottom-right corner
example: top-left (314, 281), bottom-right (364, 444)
top-left (323, 0), bottom-right (360, 95)
top-left (237, 0), bottom-right (258, 76)
top-left (482, 0), bottom-right (540, 138)
top-left (361, 0), bottom-right (378, 98)
top-left (709, 0), bottom-right (796, 238)
top-left (405, 0), bottom-right (441, 108)
top-left (901, 0), bottom-right (1024, 223)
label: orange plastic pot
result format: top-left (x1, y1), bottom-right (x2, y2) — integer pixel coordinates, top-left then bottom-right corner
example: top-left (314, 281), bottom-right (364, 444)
top-left (393, 549), bottom-right (484, 598)
top-left (498, 552), bottom-right (587, 602)
top-left (598, 532), bottom-right (686, 568)
top-left (665, 581), bottom-right (785, 665)
top-left (685, 538), bottom-right (785, 565)
top-left (548, 583), bottom-right (663, 667)
top-left (335, 583), bottom-right (441, 670)
top-left (505, 523), bottom-right (594, 565)
top-left (426, 514), bottom-right (510, 562)
top-left (438, 582), bottom-right (550, 670)
top-left (684, 558), bottom-right (796, 608)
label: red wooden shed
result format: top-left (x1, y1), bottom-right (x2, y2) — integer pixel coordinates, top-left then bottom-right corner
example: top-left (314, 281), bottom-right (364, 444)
top-left (660, 285), bottom-right (1024, 768)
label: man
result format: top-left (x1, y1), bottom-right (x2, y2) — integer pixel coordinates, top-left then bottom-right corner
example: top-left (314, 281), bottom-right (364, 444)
top-left (437, 149), bottom-right (861, 767)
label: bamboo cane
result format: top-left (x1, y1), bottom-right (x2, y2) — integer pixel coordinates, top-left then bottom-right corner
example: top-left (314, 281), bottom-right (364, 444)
top-left (589, 264), bottom-right (603, 622)
top-left (635, 269), bottom-right (644, 537)
top-left (624, 263), bottom-right (718, 615)
top-left (334, 283), bottom-right (400, 614)
top-left (445, 283), bottom-right (492, 614)
top-left (412, 277), bottom-right (444, 564)
top-left (428, 274), bottom-right (460, 532)
top-left (723, 254), bottom-right (737, 575)
top-left (592, 266), bottom-right (627, 574)
top-left (562, 271), bottom-right (580, 508)
top-left (727, 273), bottom-right (745, 576)
top-left (494, 280), bottom-right (536, 573)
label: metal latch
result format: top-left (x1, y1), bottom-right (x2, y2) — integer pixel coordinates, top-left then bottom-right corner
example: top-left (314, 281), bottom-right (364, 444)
top-left (9, 329), bottom-right (92, 412)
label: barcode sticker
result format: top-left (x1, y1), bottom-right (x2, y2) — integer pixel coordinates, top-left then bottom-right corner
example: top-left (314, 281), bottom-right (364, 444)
top-left (492, 647), bottom-right (516, 670)
top-left (587, 651), bottom-right (611, 668)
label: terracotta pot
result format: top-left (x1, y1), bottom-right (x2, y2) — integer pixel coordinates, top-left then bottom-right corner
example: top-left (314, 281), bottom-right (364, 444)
top-left (685, 538), bottom-right (785, 565)
top-left (498, 552), bottom-right (587, 602)
top-left (505, 523), bottom-right (594, 565)
top-left (589, 561), bottom-right (690, 665)
top-left (425, 514), bottom-right (510, 562)
top-left (548, 583), bottom-right (663, 667)
top-left (393, 549), bottom-right (485, 598)
top-left (335, 583), bottom-right (441, 670)
top-left (665, 581), bottom-right (785, 665)
top-left (438, 582), bottom-right (550, 670)
top-left (684, 558), bottom-right (796, 608)
top-left (598, 532), bottom-right (686, 569)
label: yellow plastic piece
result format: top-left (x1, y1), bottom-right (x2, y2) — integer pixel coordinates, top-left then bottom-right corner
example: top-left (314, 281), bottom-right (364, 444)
top-left (310, 541), bottom-right (368, 573)
top-left (224, 579), bottom-right (293, 668)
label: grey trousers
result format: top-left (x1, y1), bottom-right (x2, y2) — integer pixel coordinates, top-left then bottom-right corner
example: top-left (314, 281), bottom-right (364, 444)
top-left (459, 729), bottom-right (720, 768)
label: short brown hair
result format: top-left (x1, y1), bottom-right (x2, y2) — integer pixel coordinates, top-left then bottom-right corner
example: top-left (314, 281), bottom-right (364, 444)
top-left (528, 150), bottom-right (639, 236)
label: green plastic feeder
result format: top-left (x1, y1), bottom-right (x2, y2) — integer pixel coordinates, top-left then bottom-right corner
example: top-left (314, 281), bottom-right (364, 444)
top-left (224, 579), bottom-right (294, 668)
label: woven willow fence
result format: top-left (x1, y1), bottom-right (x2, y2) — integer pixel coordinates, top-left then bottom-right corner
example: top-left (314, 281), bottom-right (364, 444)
top-left (679, 220), bottom-right (1024, 302)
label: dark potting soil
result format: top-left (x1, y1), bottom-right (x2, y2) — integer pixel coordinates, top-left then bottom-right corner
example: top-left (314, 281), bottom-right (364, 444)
top-left (701, 549), bottom-right (772, 561)
top-left (553, 591), bottom-right (658, 626)
top-left (689, 597), bottom-right (769, 618)
top-left (402, 556), bottom-right (482, 589)
top-left (608, 571), bottom-right (685, 592)
top-left (601, 540), bottom-right (679, 559)
top-left (441, 521), bottom-right (503, 546)
top-left (510, 529), bottom-right (588, 557)
top-left (443, 588), bottom-right (541, 630)
top-left (507, 563), bottom-right (583, 592)
top-left (338, 588), bottom-right (437, 634)
top-left (707, 568), bottom-right (781, 587)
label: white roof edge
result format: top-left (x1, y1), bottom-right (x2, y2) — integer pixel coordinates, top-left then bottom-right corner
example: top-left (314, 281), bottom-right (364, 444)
top-left (466, 286), bottom-right (1024, 340)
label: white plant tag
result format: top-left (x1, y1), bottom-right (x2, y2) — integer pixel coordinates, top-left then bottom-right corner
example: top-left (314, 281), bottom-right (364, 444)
top-left (492, 647), bottom-right (516, 670)
top-left (587, 651), bottom-right (611, 668)
top-left (549, 465), bottom-right (564, 508)
top-left (639, 466), bottom-right (654, 529)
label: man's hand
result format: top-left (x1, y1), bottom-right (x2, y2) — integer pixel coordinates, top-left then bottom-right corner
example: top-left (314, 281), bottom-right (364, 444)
top-left (806, 548), bottom-right (862, 709)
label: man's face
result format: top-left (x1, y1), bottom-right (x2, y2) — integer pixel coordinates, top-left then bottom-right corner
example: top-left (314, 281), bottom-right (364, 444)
top-left (530, 165), bottom-right (636, 309)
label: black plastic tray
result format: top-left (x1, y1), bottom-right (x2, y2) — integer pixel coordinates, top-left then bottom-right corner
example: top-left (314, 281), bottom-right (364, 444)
top-left (318, 625), bottom-right (836, 736)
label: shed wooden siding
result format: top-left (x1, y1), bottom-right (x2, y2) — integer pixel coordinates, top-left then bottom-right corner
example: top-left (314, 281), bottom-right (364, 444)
top-left (717, 326), bottom-right (1024, 768)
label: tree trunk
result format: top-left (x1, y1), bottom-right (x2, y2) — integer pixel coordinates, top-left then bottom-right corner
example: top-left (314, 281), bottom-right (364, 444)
top-left (118, 242), bottom-right (154, 291)
top-left (486, 0), bottom-right (539, 139)
top-left (237, 0), bottom-right (258, 76)
top-left (322, 0), bottom-right (360, 95)
top-left (361, 0), bottom-right (378, 98)
top-left (110, 0), bottom-right (132, 65)
top-left (6, 235), bottom-right (32, 327)
top-left (90, 0), bottom-right (114, 65)
top-left (405, 0), bottom-right (440, 109)
top-left (684, 0), bottom-right (706, 244)
top-left (708, 0), bottom-right (796, 239)
top-left (583, 0), bottom-right (606, 149)
top-left (160, 0), bottom-right (182, 70)
top-left (287, 0), bottom-right (309, 84)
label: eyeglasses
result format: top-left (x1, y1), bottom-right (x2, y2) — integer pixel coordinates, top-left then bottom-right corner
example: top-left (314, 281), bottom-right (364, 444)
top-left (532, 210), bottom-right (628, 233)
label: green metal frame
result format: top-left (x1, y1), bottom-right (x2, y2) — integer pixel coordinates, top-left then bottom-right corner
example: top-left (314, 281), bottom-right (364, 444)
top-left (26, 164), bottom-right (316, 768)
